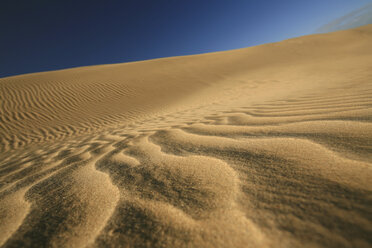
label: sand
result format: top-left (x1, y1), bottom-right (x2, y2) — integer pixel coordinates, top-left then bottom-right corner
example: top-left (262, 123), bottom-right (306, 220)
top-left (0, 25), bottom-right (371, 248)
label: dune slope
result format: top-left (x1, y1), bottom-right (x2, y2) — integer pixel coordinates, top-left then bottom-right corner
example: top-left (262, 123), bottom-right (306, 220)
top-left (0, 25), bottom-right (372, 248)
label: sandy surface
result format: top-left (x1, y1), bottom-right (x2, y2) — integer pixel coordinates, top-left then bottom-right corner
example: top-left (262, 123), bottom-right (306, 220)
top-left (0, 25), bottom-right (371, 248)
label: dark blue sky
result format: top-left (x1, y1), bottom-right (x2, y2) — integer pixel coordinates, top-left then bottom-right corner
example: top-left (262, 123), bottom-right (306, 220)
top-left (1, 0), bottom-right (371, 78)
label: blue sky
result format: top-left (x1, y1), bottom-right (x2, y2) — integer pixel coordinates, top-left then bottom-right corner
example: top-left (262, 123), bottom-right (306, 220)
top-left (1, 0), bottom-right (371, 78)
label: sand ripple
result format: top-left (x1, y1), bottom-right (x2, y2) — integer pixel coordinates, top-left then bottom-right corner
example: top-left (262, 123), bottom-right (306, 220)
top-left (1, 25), bottom-right (372, 247)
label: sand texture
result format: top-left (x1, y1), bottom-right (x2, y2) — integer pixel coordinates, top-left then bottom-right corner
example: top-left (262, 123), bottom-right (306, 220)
top-left (0, 25), bottom-right (372, 248)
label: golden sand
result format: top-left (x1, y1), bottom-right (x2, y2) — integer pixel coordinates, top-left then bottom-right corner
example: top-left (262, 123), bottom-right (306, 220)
top-left (0, 25), bottom-right (371, 247)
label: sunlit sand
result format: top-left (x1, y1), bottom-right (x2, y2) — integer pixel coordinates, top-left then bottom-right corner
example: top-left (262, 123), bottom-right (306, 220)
top-left (0, 25), bottom-right (371, 247)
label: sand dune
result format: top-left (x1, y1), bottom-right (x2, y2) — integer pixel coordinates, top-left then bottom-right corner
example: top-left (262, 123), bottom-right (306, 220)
top-left (1, 25), bottom-right (372, 247)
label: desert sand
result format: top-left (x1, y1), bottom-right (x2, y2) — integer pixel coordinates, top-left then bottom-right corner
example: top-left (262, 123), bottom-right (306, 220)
top-left (0, 25), bottom-right (371, 248)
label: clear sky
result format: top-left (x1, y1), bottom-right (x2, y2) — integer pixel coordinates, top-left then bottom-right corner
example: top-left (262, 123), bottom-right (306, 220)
top-left (1, 0), bottom-right (371, 78)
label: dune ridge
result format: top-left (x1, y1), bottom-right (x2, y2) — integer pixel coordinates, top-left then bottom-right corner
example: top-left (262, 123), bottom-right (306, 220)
top-left (0, 25), bottom-right (372, 247)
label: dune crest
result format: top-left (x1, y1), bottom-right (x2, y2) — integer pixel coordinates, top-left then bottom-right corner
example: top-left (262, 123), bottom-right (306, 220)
top-left (1, 25), bottom-right (372, 247)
